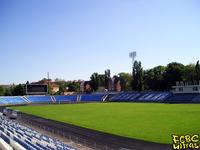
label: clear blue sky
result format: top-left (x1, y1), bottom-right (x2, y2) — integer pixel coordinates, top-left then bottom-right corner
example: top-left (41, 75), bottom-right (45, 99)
top-left (0, 0), bottom-right (200, 84)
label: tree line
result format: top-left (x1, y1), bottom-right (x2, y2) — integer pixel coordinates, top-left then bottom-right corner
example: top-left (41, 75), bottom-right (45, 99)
top-left (0, 80), bottom-right (81, 96)
top-left (1, 60), bottom-right (200, 96)
top-left (0, 84), bottom-right (24, 96)
top-left (134, 60), bottom-right (200, 91)
top-left (90, 60), bottom-right (200, 92)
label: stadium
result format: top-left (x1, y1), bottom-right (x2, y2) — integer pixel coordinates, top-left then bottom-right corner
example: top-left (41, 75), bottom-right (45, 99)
top-left (0, 81), bottom-right (200, 150)
top-left (1, 1), bottom-right (200, 150)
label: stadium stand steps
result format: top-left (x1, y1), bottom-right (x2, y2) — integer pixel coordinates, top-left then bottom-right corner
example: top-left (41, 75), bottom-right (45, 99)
top-left (109, 92), bottom-right (172, 103)
top-left (22, 96), bottom-right (30, 103)
top-left (54, 95), bottom-right (78, 103)
top-left (0, 97), bottom-right (27, 105)
top-left (1, 92), bottom-right (200, 105)
top-left (26, 96), bottom-right (52, 103)
top-left (0, 115), bottom-right (77, 150)
top-left (80, 94), bottom-right (105, 102)
top-left (51, 96), bottom-right (56, 103)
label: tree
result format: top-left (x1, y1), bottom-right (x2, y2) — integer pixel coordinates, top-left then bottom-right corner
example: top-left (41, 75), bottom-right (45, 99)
top-left (183, 64), bottom-right (196, 82)
top-left (12, 84), bottom-right (24, 96)
top-left (55, 78), bottom-right (65, 82)
top-left (105, 69), bottom-right (111, 89)
top-left (90, 73), bottom-right (99, 91)
top-left (131, 61), bottom-right (144, 91)
top-left (56, 80), bottom-right (67, 94)
top-left (144, 69), bottom-right (154, 90)
top-left (195, 60), bottom-right (200, 81)
top-left (66, 82), bottom-right (80, 92)
top-left (118, 72), bottom-right (132, 91)
top-left (48, 85), bottom-right (53, 95)
top-left (164, 62), bottom-right (185, 89)
top-left (98, 74), bottom-right (105, 87)
top-left (0, 86), bottom-right (5, 96)
top-left (4, 88), bottom-right (12, 96)
top-left (144, 66), bottom-right (166, 91)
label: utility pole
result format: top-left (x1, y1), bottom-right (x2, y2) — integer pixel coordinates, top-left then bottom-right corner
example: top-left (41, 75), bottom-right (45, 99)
top-left (47, 72), bottom-right (50, 95)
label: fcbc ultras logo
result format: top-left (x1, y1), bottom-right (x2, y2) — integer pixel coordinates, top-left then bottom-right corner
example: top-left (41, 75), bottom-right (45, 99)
top-left (172, 134), bottom-right (200, 150)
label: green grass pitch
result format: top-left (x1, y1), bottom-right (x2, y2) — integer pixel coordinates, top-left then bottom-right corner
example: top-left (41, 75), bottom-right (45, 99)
top-left (12, 103), bottom-right (200, 144)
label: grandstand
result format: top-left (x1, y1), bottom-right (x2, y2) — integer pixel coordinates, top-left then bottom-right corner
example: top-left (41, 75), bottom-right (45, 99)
top-left (79, 94), bottom-right (105, 102)
top-left (26, 95), bottom-right (53, 103)
top-left (0, 89), bottom-right (199, 150)
top-left (0, 91), bottom-right (200, 105)
top-left (54, 95), bottom-right (78, 103)
top-left (1, 81), bottom-right (200, 105)
top-left (109, 92), bottom-right (172, 102)
top-left (0, 94), bottom-right (107, 105)
top-left (110, 92), bottom-right (200, 103)
top-left (164, 93), bottom-right (199, 103)
top-left (0, 114), bottom-right (76, 150)
top-left (0, 97), bottom-right (27, 105)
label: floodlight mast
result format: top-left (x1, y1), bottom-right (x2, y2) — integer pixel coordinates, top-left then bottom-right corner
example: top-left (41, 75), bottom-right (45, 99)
top-left (129, 51), bottom-right (136, 65)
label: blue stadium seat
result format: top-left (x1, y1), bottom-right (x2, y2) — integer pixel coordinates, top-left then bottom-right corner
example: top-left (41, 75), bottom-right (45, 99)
top-left (0, 97), bottom-right (27, 105)
top-left (54, 95), bottom-right (77, 103)
top-left (192, 95), bottom-right (200, 102)
top-left (129, 93), bottom-right (141, 101)
top-left (109, 92), bottom-right (172, 102)
top-left (80, 94), bottom-right (104, 102)
top-left (0, 131), bottom-right (10, 144)
top-left (26, 96), bottom-right (52, 103)
top-left (0, 115), bottom-right (77, 150)
top-left (164, 94), bottom-right (197, 103)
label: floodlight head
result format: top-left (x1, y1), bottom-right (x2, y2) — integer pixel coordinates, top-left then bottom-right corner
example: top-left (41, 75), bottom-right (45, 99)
top-left (129, 51), bottom-right (136, 65)
top-left (129, 51), bottom-right (136, 58)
